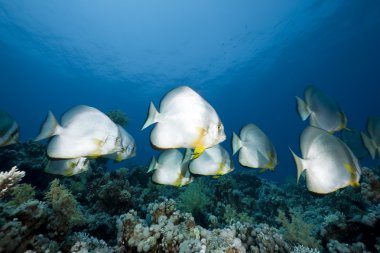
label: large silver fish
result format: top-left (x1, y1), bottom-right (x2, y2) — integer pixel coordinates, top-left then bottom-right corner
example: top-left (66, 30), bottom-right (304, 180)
top-left (45, 157), bottom-right (89, 176)
top-left (35, 105), bottom-right (121, 159)
top-left (290, 126), bottom-right (361, 194)
top-left (232, 123), bottom-right (277, 171)
top-left (361, 116), bottom-right (380, 159)
top-left (189, 145), bottom-right (234, 177)
top-left (0, 111), bottom-right (19, 147)
top-left (148, 149), bottom-right (193, 187)
top-left (142, 86), bottom-right (226, 159)
top-left (296, 85), bottom-right (347, 132)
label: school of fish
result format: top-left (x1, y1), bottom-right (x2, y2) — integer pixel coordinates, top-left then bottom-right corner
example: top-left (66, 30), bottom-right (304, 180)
top-left (1, 85), bottom-right (376, 194)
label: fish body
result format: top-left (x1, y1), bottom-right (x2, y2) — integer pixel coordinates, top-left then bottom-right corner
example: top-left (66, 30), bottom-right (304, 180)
top-left (149, 149), bottom-right (193, 187)
top-left (45, 157), bottom-right (89, 176)
top-left (291, 126), bottom-right (361, 194)
top-left (296, 85), bottom-right (347, 132)
top-left (35, 105), bottom-right (121, 158)
top-left (189, 144), bottom-right (233, 176)
top-left (142, 86), bottom-right (226, 158)
top-left (232, 124), bottom-right (277, 170)
top-left (0, 111), bottom-right (19, 147)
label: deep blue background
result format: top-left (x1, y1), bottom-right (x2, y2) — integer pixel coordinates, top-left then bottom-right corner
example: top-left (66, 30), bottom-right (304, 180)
top-left (1, 1), bottom-right (379, 182)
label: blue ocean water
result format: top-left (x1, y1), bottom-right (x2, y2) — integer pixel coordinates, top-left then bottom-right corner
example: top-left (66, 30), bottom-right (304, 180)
top-left (1, 1), bottom-right (379, 183)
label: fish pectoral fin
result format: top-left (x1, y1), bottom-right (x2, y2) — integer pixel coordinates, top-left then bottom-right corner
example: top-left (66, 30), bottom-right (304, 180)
top-left (350, 181), bottom-right (360, 188)
top-left (191, 128), bottom-right (207, 159)
top-left (212, 175), bottom-right (221, 179)
top-left (343, 163), bottom-right (355, 174)
top-left (192, 145), bottom-right (205, 159)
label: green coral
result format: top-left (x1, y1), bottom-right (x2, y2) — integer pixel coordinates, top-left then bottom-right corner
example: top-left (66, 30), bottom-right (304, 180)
top-left (277, 209), bottom-right (320, 248)
top-left (177, 179), bottom-right (212, 215)
top-left (106, 109), bottom-right (128, 127)
top-left (45, 179), bottom-right (86, 233)
top-left (223, 204), bottom-right (255, 225)
top-left (8, 183), bottom-right (35, 206)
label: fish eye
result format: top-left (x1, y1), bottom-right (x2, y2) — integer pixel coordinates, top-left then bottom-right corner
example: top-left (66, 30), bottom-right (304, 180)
top-left (217, 123), bottom-right (222, 130)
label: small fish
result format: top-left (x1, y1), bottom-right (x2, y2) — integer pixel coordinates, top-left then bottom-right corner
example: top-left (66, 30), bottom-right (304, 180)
top-left (148, 149), bottom-right (193, 187)
top-left (361, 116), bottom-right (380, 159)
top-left (232, 123), bottom-right (277, 171)
top-left (142, 86), bottom-right (226, 159)
top-left (189, 145), bottom-right (234, 176)
top-left (296, 85), bottom-right (347, 132)
top-left (35, 105), bottom-right (121, 159)
top-left (104, 125), bottom-right (136, 162)
top-left (0, 111), bottom-right (19, 147)
top-left (45, 157), bottom-right (89, 176)
top-left (290, 126), bottom-right (361, 194)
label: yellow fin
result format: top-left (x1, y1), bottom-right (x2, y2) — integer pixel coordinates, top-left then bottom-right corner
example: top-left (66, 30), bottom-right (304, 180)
top-left (339, 111), bottom-right (348, 130)
top-left (192, 145), bottom-right (205, 159)
top-left (343, 163), bottom-right (356, 174)
top-left (191, 128), bottom-right (207, 159)
top-left (262, 151), bottom-right (276, 170)
top-left (174, 172), bottom-right (184, 187)
top-left (212, 175), bottom-right (222, 179)
top-left (351, 181), bottom-right (360, 188)
top-left (344, 163), bottom-right (360, 186)
top-left (259, 168), bottom-right (267, 173)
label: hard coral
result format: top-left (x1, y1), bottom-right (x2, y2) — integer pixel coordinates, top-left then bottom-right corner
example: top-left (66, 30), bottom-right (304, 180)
top-left (361, 167), bottom-right (380, 204)
top-left (0, 166), bottom-right (25, 198)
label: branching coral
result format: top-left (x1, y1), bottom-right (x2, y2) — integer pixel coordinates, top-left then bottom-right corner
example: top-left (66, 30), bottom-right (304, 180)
top-left (277, 209), bottom-right (320, 249)
top-left (0, 166), bottom-right (25, 198)
top-left (8, 183), bottom-right (35, 206)
top-left (45, 179), bottom-right (86, 238)
top-left (177, 179), bottom-right (212, 218)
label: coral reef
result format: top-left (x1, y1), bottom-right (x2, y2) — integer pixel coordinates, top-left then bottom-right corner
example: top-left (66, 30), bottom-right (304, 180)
top-left (1, 142), bottom-right (380, 252)
top-left (0, 166), bottom-right (25, 198)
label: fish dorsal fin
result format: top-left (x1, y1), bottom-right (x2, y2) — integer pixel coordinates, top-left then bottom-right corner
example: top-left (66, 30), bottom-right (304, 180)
top-left (301, 126), bottom-right (327, 156)
top-left (60, 105), bottom-right (98, 126)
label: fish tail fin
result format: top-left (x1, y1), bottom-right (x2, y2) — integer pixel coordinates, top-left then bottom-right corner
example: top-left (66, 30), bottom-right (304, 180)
top-left (361, 132), bottom-right (377, 159)
top-left (296, 96), bottom-right (311, 121)
top-left (147, 156), bottom-right (157, 173)
top-left (232, 132), bottom-right (242, 155)
top-left (289, 148), bottom-right (306, 184)
top-left (35, 111), bottom-right (62, 141)
top-left (142, 102), bottom-right (160, 130)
